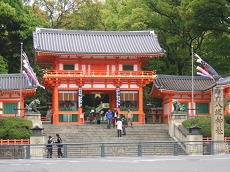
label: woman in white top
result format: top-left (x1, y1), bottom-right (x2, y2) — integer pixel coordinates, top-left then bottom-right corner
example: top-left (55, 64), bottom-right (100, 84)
top-left (116, 118), bottom-right (122, 137)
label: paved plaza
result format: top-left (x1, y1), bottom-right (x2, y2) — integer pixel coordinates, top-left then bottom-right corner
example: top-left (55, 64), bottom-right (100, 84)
top-left (0, 155), bottom-right (230, 172)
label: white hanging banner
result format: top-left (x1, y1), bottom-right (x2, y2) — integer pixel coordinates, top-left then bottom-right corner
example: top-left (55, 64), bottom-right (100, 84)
top-left (116, 87), bottom-right (120, 108)
top-left (78, 87), bottom-right (83, 108)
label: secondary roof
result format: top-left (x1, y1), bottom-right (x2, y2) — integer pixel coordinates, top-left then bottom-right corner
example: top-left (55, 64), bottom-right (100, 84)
top-left (33, 28), bottom-right (165, 55)
top-left (0, 73), bottom-right (36, 91)
top-left (152, 75), bottom-right (216, 92)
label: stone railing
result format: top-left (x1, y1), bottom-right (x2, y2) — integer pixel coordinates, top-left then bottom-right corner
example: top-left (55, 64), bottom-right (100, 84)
top-left (169, 113), bottom-right (203, 155)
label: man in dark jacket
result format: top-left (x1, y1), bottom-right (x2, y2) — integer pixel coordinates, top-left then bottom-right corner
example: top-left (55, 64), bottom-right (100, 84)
top-left (55, 134), bottom-right (63, 158)
top-left (47, 136), bottom-right (53, 158)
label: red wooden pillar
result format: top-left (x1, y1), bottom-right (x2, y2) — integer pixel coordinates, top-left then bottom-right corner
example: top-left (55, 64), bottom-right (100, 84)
top-left (168, 97), bottom-right (172, 123)
top-left (52, 86), bottom-right (58, 124)
top-left (139, 87), bottom-right (144, 123)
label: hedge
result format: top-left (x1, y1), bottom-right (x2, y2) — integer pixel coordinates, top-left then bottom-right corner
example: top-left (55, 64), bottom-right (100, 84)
top-left (0, 117), bottom-right (32, 139)
top-left (182, 115), bottom-right (230, 137)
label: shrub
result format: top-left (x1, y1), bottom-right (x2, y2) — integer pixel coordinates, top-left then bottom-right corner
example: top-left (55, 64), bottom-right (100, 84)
top-left (224, 114), bottom-right (230, 124)
top-left (182, 116), bottom-right (230, 137)
top-left (0, 117), bottom-right (32, 139)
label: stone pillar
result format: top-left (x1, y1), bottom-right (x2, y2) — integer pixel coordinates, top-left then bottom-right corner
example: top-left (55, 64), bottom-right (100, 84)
top-left (24, 113), bottom-right (43, 129)
top-left (186, 134), bottom-right (203, 155)
top-left (25, 113), bottom-right (45, 159)
top-left (211, 86), bottom-right (225, 154)
top-left (30, 128), bottom-right (45, 159)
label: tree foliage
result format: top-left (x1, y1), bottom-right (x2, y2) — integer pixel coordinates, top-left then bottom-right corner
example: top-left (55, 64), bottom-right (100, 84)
top-left (0, 117), bottom-right (32, 139)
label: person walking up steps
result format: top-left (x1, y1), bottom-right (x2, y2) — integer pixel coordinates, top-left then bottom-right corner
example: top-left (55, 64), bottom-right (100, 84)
top-left (55, 134), bottom-right (63, 158)
top-left (105, 109), bottom-right (113, 129)
top-left (116, 118), bottom-right (122, 137)
top-left (127, 109), bottom-right (133, 128)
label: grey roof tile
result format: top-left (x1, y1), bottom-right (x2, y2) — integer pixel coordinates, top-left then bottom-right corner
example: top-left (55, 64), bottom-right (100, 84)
top-left (153, 75), bottom-right (216, 92)
top-left (33, 28), bottom-right (165, 55)
top-left (0, 73), bottom-right (36, 91)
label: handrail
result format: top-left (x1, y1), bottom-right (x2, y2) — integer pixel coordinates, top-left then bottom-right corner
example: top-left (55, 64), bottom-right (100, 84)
top-left (0, 139), bottom-right (30, 144)
top-left (43, 70), bottom-right (156, 78)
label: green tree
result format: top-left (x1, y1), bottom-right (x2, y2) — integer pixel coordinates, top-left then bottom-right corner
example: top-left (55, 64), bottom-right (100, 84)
top-left (63, 0), bottom-right (104, 30)
top-left (0, 56), bottom-right (8, 74)
top-left (0, 0), bottom-right (48, 73)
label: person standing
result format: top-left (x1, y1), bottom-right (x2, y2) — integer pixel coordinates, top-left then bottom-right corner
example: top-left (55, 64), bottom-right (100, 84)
top-left (113, 110), bottom-right (118, 128)
top-left (116, 118), bottom-right (122, 137)
top-left (105, 109), bottom-right (113, 129)
top-left (122, 117), bottom-right (128, 135)
top-left (47, 136), bottom-right (53, 158)
top-left (127, 109), bottom-right (133, 128)
top-left (55, 134), bottom-right (63, 158)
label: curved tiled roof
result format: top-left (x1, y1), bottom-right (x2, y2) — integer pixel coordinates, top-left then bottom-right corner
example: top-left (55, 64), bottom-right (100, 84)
top-left (153, 75), bottom-right (216, 92)
top-left (216, 76), bottom-right (230, 86)
top-left (33, 28), bottom-right (165, 55)
top-left (0, 73), bottom-right (36, 91)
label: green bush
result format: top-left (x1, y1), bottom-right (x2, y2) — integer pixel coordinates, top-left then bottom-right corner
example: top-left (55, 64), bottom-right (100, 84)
top-left (224, 114), bottom-right (230, 124)
top-left (0, 117), bottom-right (32, 139)
top-left (182, 115), bottom-right (230, 137)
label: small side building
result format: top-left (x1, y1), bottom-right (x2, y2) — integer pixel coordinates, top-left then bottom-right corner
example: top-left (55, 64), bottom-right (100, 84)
top-left (150, 74), bottom-right (230, 123)
top-left (0, 73), bottom-right (36, 117)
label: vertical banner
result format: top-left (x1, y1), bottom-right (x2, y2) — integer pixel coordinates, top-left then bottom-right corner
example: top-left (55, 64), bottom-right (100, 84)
top-left (116, 87), bottom-right (120, 108)
top-left (78, 87), bottom-right (83, 108)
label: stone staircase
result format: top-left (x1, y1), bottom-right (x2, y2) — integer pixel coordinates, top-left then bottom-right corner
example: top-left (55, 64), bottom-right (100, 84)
top-left (42, 123), bottom-right (185, 157)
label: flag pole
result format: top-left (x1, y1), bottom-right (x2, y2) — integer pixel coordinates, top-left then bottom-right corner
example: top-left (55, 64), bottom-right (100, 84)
top-left (191, 45), bottom-right (194, 118)
top-left (20, 42), bottom-right (23, 118)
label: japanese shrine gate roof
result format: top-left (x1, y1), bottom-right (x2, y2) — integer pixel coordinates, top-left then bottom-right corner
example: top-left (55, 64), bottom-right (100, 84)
top-left (152, 75), bottom-right (216, 92)
top-left (0, 73), bottom-right (36, 91)
top-left (33, 28), bottom-right (165, 55)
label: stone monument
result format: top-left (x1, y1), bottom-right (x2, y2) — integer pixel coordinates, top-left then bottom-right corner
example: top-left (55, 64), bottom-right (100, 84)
top-left (211, 86), bottom-right (225, 154)
top-left (24, 99), bottom-right (45, 159)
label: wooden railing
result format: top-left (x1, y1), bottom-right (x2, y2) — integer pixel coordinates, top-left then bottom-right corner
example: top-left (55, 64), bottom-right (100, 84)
top-left (43, 70), bottom-right (156, 78)
top-left (0, 139), bottom-right (30, 144)
top-left (203, 137), bottom-right (230, 141)
top-left (41, 116), bottom-right (50, 121)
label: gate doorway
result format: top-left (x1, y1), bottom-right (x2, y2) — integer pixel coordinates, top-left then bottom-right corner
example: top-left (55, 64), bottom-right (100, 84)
top-left (82, 91), bottom-right (113, 123)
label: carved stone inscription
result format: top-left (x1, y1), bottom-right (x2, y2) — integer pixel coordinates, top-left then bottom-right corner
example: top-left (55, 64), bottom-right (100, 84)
top-left (211, 87), bottom-right (224, 140)
top-left (214, 103), bottom-right (224, 135)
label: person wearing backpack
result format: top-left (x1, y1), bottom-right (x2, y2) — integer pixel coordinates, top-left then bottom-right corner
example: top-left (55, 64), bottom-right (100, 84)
top-left (55, 134), bottom-right (63, 158)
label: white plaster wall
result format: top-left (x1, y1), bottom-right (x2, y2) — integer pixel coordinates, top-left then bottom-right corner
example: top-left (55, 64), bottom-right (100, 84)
top-left (69, 84), bottom-right (78, 88)
top-left (75, 64), bottom-right (79, 70)
top-left (134, 64), bottom-right (137, 71)
top-left (119, 64), bottom-right (122, 71)
top-left (82, 65), bottom-right (86, 72)
top-left (107, 84), bottom-right (116, 88)
top-left (59, 64), bottom-right (63, 70)
top-left (58, 84), bottom-right (68, 88)
top-left (112, 65), bottom-right (116, 72)
top-left (130, 84), bottom-right (139, 88)
top-left (88, 64), bottom-right (90, 72)
top-left (83, 84), bottom-right (91, 88)
top-left (120, 84), bottom-right (128, 88)
top-left (93, 84), bottom-right (105, 88)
